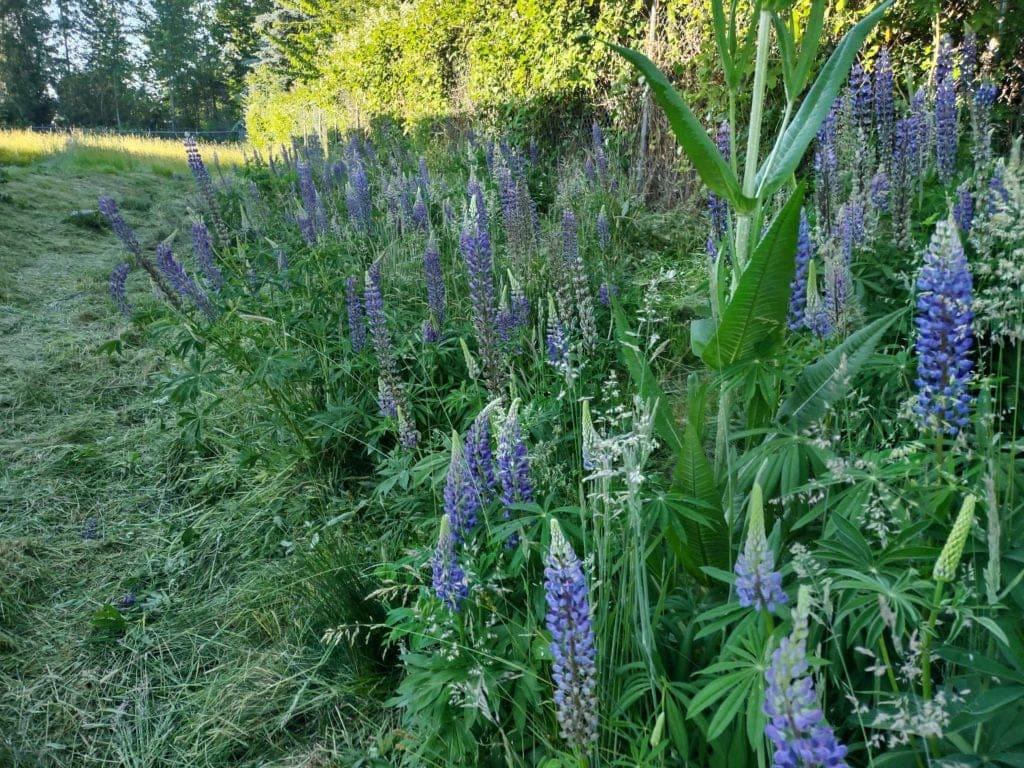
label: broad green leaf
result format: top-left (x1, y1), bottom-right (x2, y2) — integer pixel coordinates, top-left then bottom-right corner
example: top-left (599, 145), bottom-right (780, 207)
top-left (701, 187), bottom-right (805, 369)
top-left (672, 374), bottom-right (729, 577)
top-left (776, 308), bottom-right (904, 431)
top-left (611, 297), bottom-right (682, 453)
top-left (602, 41), bottom-right (754, 213)
top-left (755, 0), bottom-right (892, 199)
top-left (691, 318), bottom-right (715, 358)
top-left (711, 0), bottom-right (738, 89)
top-left (791, 0), bottom-right (826, 96)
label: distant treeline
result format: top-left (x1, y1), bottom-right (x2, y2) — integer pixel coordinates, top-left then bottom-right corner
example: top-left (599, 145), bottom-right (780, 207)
top-left (0, 1), bottom-right (271, 132)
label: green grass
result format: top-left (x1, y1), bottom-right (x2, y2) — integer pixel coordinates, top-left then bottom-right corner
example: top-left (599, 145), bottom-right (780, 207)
top-left (0, 156), bottom-right (390, 767)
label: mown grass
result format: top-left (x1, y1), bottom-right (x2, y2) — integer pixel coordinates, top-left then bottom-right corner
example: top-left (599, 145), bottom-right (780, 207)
top-left (0, 154), bottom-right (390, 767)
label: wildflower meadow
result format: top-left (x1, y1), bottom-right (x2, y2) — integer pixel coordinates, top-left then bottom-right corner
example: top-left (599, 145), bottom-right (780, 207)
top-left (2, 1), bottom-right (1023, 766)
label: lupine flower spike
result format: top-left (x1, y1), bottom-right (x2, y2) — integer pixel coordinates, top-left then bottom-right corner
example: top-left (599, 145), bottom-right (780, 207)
top-left (934, 494), bottom-right (977, 582)
top-left (764, 586), bottom-right (849, 768)
top-left (735, 483), bottom-right (787, 613)
top-left (430, 514), bottom-right (468, 611)
top-left (913, 217), bottom-right (974, 436)
top-left (787, 209), bottom-right (814, 331)
top-left (444, 431), bottom-right (483, 544)
top-left (109, 263), bottom-right (132, 318)
top-left (544, 518), bottom-right (598, 751)
top-left (497, 399), bottom-right (533, 544)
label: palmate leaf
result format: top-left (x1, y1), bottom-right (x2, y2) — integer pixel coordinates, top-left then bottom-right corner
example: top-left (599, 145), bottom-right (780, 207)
top-left (700, 186), bottom-right (805, 370)
top-left (601, 41), bottom-right (754, 213)
top-left (756, 0), bottom-right (893, 199)
top-left (776, 308), bottom-right (905, 432)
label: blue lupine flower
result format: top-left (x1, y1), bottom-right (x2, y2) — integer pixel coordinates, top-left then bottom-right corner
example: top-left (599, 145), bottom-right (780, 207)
top-left (191, 222), bottom-right (223, 290)
top-left (935, 75), bottom-right (959, 184)
top-left (734, 484), bottom-right (786, 613)
top-left (497, 400), bottom-right (533, 541)
top-left (345, 275), bottom-right (367, 352)
top-left (869, 171), bottom-right (889, 213)
top-left (598, 282), bottom-right (618, 307)
top-left (346, 163), bottom-right (372, 233)
top-left (511, 286), bottom-right (529, 329)
top-left (708, 121), bottom-right (731, 240)
top-left (597, 207), bottom-right (611, 251)
top-left (848, 61), bottom-right (873, 134)
top-left (109, 263), bottom-right (132, 318)
top-left (987, 161), bottom-right (1010, 213)
top-left (296, 161), bottom-right (326, 236)
top-left (423, 319), bottom-right (440, 344)
top-left (873, 47), bottom-right (895, 155)
top-left (184, 136), bottom-right (211, 188)
top-left (430, 514), bottom-right (468, 611)
top-left (814, 105), bottom-right (840, 230)
top-left (461, 188), bottom-right (504, 393)
top-left (297, 213), bottom-right (316, 246)
top-left (156, 242), bottom-right (215, 318)
top-left (913, 217), bottom-right (974, 436)
top-left (972, 83), bottom-right (998, 167)
top-left (954, 182), bottom-right (974, 234)
top-left (465, 407), bottom-right (497, 495)
top-left (562, 208), bottom-right (597, 350)
top-left (365, 260), bottom-right (399, 416)
top-left (764, 586), bottom-right (848, 768)
top-left (545, 519), bottom-right (598, 750)
top-left (961, 30), bottom-right (978, 91)
top-left (424, 236), bottom-right (445, 333)
top-left (838, 199), bottom-right (865, 265)
top-left (546, 295), bottom-right (570, 370)
top-left (412, 189), bottom-right (429, 231)
top-left (98, 196), bottom-right (142, 256)
top-left (787, 209), bottom-right (814, 331)
top-left (444, 432), bottom-right (483, 543)
top-left (934, 34), bottom-right (954, 87)
top-left (418, 155), bottom-right (431, 195)
top-left (584, 158), bottom-right (596, 183)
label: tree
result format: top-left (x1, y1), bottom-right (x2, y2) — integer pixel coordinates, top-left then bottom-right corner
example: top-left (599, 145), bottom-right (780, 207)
top-left (0, 0), bottom-right (52, 125)
top-left (214, 0), bottom-right (274, 97)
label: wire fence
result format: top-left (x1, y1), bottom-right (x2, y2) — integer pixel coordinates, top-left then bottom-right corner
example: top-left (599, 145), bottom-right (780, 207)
top-left (27, 125), bottom-right (245, 142)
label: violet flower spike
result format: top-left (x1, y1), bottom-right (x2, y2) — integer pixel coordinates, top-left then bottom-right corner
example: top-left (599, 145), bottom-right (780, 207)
top-left (109, 263), bottom-right (132, 318)
top-left (734, 484), bottom-right (786, 613)
top-left (787, 209), bottom-right (814, 331)
top-left (191, 222), bottom-right (223, 290)
top-left (544, 518), bottom-right (598, 751)
top-left (764, 587), bottom-right (848, 768)
top-left (913, 216), bottom-right (974, 436)
top-left (444, 432), bottom-right (483, 544)
top-left (345, 275), bottom-right (367, 352)
top-left (430, 514), bottom-right (468, 611)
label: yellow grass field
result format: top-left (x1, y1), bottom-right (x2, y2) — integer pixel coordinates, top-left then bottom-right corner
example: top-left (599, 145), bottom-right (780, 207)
top-left (0, 128), bottom-right (248, 171)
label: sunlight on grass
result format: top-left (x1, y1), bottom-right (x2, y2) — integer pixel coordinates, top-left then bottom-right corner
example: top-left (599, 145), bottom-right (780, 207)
top-left (0, 129), bottom-right (247, 171)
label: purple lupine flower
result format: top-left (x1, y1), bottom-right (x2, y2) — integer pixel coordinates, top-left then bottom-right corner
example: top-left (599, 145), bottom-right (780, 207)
top-left (444, 433), bottom-right (483, 543)
top-left (156, 242), bottom-right (215, 318)
top-left (814, 104), bottom-right (840, 231)
top-left (838, 199), bottom-right (865, 264)
top-left (418, 155), bottom-right (430, 194)
top-left (546, 295), bottom-right (571, 370)
top-left (584, 158), bottom-right (596, 183)
top-left (412, 190), bottom-right (429, 231)
top-left (734, 485), bottom-right (786, 613)
top-left (485, 140), bottom-right (495, 172)
top-left (874, 47), bottom-right (895, 156)
top-left (423, 319), bottom-right (440, 344)
top-left (598, 282), bottom-right (619, 307)
top-left (398, 404), bottom-right (420, 450)
top-left (935, 74), bottom-right (959, 185)
top-left (431, 514), bottom-right (468, 611)
top-left (461, 192), bottom-right (504, 394)
top-left (764, 587), bottom-right (848, 768)
top-left (345, 275), bottom-right (367, 352)
top-left (511, 287), bottom-right (529, 330)
top-left (185, 136), bottom-right (230, 244)
top-left (365, 261), bottom-right (395, 392)
top-left (914, 217), bottom-right (974, 436)
top-left (109, 263), bottom-right (132, 318)
top-left (184, 135), bottom-right (211, 188)
top-left (822, 250), bottom-right (851, 337)
top-left (597, 207), bottom-right (611, 251)
top-left (934, 33), bottom-right (954, 87)
top-left (464, 407), bottom-right (498, 496)
top-left (377, 377), bottom-right (397, 419)
top-left (98, 196), bottom-right (142, 256)
top-left (787, 209), bottom-right (814, 331)
top-left (424, 236), bottom-right (445, 331)
top-left (468, 178), bottom-right (489, 236)
top-left (971, 83), bottom-right (998, 167)
top-left (592, 121), bottom-right (608, 184)
top-left (191, 222), bottom-right (224, 290)
top-left (497, 400), bottom-right (533, 543)
top-left (954, 181), bottom-right (974, 234)
top-left (869, 170), bottom-right (889, 213)
top-left (346, 163), bottom-right (372, 233)
top-left (987, 162), bottom-right (1010, 213)
top-left (708, 121), bottom-right (731, 240)
top-left (297, 213), bottom-right (316, 246)
top-left (961, 29), bottom-right (978, 92)
top-left (297, 161), bottom-right (326, 236)
top-left (848, 61), bottom-right (873, 135)
top-left (544, 518), bottom-right (598, 750)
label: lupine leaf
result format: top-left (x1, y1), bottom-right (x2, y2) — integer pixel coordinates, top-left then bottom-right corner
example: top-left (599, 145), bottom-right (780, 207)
top-left (755, 0), bottom-right (892, 199)
top-left (776, 308), bottom-right (904, 431)
top-left (602, 41), bottom-right (754, 213)
top-left (701, 186), bottom-right (805, 369)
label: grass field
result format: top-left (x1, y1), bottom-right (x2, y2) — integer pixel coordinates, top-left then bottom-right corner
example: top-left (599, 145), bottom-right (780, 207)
top-left (0, 147), bottom-right (385, 767)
